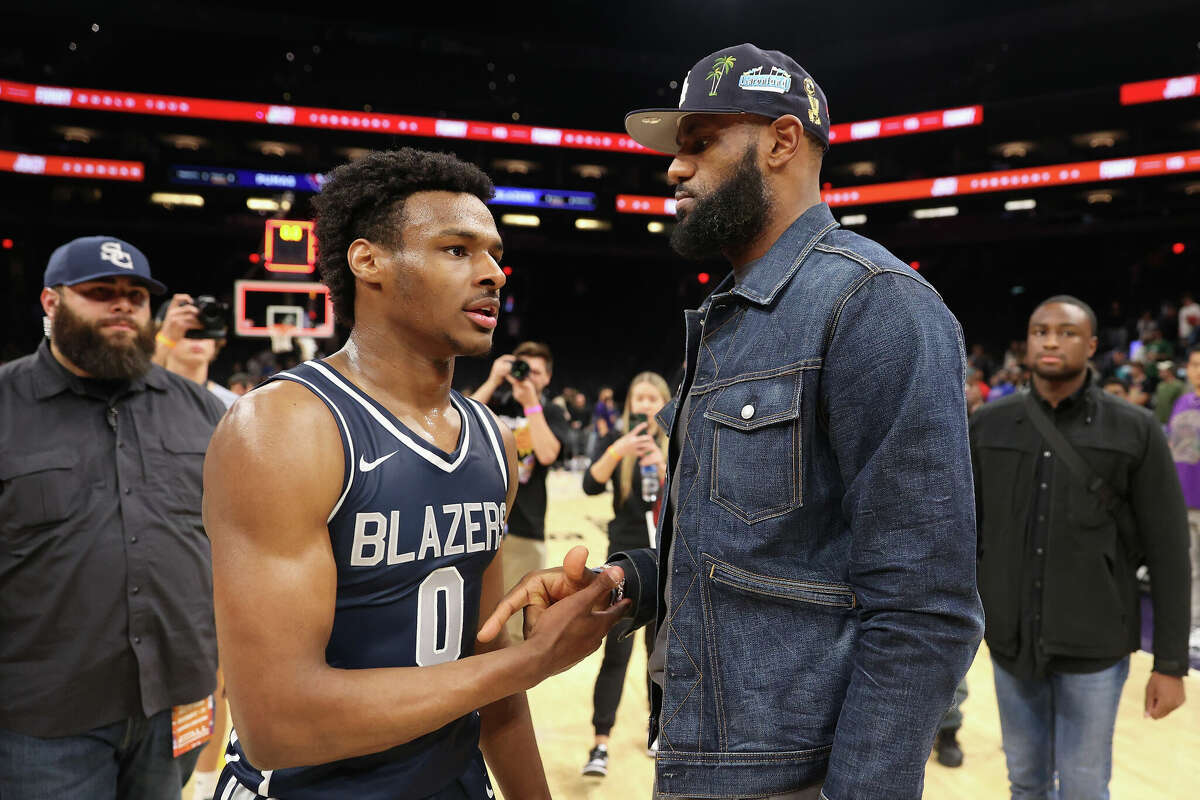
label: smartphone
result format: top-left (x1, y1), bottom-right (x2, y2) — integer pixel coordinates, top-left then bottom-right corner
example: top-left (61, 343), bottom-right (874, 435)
top-left (629, 412), bottom-right (649, 431)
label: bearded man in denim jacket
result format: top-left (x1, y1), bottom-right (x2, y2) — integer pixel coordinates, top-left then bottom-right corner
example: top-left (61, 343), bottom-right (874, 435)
top-left (481, 44), bottom-right (983, 800)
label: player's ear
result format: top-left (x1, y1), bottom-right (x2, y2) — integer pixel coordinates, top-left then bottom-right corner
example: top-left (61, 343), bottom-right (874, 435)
top-left (346, 238), bottom-right (385, 287)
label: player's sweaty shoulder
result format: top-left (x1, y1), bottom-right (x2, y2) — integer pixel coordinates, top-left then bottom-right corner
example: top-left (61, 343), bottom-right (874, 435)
top-left (205, 379), bottom-right (343, 514)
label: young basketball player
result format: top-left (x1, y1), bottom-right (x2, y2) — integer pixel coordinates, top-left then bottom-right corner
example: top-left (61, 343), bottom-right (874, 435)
top-left (202, 149), bottom-right (627, 799)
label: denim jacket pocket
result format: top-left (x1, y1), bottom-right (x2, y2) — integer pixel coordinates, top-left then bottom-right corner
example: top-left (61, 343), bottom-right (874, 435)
top-left (704, 371), bottom-right (803, 524)
top-left (700, 554), bottom-right (856, 753)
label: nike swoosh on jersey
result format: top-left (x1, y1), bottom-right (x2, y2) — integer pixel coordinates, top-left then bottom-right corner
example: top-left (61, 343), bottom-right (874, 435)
top-left (359, 450), bottom-right (399, 472)
top-left (485, 786), bottom-right (494, 798)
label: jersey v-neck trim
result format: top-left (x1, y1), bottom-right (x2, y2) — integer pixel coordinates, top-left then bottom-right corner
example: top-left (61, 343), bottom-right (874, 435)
top-left (307, 360), bottom-right (470, 473)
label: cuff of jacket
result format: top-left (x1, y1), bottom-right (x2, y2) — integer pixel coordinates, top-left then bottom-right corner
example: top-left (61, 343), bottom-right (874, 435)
top-left (607, 547), bottom-right (658, 637)
top-left (1151, 656), bottom-right (1189, 677)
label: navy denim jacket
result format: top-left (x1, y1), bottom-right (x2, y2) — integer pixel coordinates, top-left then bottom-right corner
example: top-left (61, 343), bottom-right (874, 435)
top-left (613, 203), bottom-right (984, 799)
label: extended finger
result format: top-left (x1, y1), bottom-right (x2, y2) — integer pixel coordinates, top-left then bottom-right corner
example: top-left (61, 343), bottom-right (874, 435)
top-left (477, 583), bottom-right (537, 642)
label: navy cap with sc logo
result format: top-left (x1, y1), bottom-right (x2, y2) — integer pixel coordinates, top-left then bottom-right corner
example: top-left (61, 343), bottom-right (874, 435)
top-left (43, 235), bottom-right (167, 295)
top-left (625, 43), bottom-right (830, 155)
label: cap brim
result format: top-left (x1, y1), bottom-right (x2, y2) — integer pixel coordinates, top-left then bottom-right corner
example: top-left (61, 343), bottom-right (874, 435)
top-left (624, 107), bottom-right (746, 154)
top-left (58, 270), bottom-right (168, 295)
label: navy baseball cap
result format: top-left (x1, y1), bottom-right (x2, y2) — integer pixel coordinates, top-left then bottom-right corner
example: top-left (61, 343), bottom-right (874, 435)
top-left (43, 235), bottom-right (167, 295)
top-left (626, 43), bottom-right (830, 155)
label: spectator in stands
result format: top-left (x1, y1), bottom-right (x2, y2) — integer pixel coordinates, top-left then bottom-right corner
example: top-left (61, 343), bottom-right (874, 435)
top-left (1154, 361), bottom-right (1185, 426)
top-left (567, 390), bottom-right (593, 469)
top-left (1102, 376), bottom-right (1131, 401)
top-left (227, 372), bottom-right (254, 396)
top-left (971, 295), bottom-right (1190, 800)
top-left (1099, 347), bottom-right (1130, 383)
top-left (969, 343), bottom-right (995, 381)
top-left (1179, 293), bottom-right (1200, 346)
top-left (1166, 344), bottom-right (1200, 662)
top-left (1137, 310), bottom-right (1157, 343)
top-left (588, 386), bottom-right (616, 461)
top-left (472, 342), bottom-right (571, 641)
top-left (1128, 361), bottom-right (1154, 407)
top-left (579, 372), bottom-right (671, 779)
top-left (1159, 301), bottom-right (1180, 345)
top-left (1002, 339), bottom-right (1027, 371)
top-left (967, 366), bottom-right (990, 402)
top-left (989, 366), bottom-right (1019, 401)
top-left (1143, 323), bottom-right (1175, 363)
top-left (0, 236), bottom-right (224, 798)
top-left (1101, 300), bottom-right (1130, 353)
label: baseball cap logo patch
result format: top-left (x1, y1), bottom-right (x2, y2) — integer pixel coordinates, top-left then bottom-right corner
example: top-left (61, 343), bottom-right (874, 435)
top-left (99, 241), bottom-right (134, 270)
top-left (706, 56), bottom-right (736, 96)
top-left (738, 66), bottom-right (792, 94)
top-left (803, 77), bottom-right (822, 126)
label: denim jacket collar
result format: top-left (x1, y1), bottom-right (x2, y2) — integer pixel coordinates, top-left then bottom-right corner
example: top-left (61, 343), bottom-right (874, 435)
top-left (719, 202), bottom-right (840, 307)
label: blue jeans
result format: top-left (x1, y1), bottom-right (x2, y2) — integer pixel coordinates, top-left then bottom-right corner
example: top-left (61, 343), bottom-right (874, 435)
top-left (992, 656), bottom-right (1130, 800)
top-left (0, 710), bottom-right (201, 800)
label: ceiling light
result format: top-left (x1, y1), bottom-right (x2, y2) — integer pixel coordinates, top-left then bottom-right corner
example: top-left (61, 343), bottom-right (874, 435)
top-left (574, 218), bottom-right (611, 231)
top-left (1183, 182), bottom-right (1200, 196)
top-left (150, 192), bottom-right (203, 208)
top-left (57, 126), bottom-right (96, 143)
top-left (911, 206), bottom-right (959, 219)
top-left (647, 221), bottom-right (665, 234)
top-left (339, 147), bottom-right (371, 161)
top-left (500, 213), bottom-right (540, 227)
top-left (1071, 130), bottom-right (1126, 149)
top-left (493, 158), bottom-right (537, 175)
top-left (246, 197), bottom-right (281, 212)
top-left (848, 161), bottom-right (876, 177)
top-left (254, 141), bottom-right (300, 158)
top-left (1004, 198), bottom-right (1036, 211)
top-left (996, 141), bottom-right (1034, 159)
top-left (1086, 190), bottom-right (1114, 204)
top-left (840, 214), bottom-right (868, 226)
top-left (162, 134), bottom-right (205, 151)
top-left (571, 164), bottom-right (608, 179)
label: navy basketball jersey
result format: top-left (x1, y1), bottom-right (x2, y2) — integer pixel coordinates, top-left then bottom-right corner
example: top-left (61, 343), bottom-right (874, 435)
top-left (223, 359), bottom-right (509, 799)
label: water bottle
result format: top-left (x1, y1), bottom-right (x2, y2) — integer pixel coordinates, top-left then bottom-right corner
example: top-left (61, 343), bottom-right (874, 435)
top-left (641, 463), bottom-right (659, 503)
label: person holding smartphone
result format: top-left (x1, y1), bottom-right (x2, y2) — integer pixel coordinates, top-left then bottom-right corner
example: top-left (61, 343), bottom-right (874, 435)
top-left (579, 372), bottom-right (671, 779)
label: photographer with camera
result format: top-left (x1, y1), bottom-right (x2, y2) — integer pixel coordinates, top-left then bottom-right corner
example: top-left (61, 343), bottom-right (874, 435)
top-left (154, 294), bottom-right (238, 409)
top-left (0, 236), bottom-right (225, 799)
top-left (472, 342), bottom-right (571, 641)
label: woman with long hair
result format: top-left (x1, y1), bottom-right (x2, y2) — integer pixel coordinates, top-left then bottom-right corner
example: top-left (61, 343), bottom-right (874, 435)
top-left (579, 372), bottom-right (671, 778)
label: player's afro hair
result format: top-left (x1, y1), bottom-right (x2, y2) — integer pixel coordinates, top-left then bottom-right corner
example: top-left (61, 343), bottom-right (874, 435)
top-left (312, 148), bottom-right (494, 327)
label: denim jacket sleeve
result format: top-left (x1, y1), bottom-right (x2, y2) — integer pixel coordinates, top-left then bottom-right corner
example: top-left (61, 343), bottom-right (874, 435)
top-left (606, 547), bottom-right (658, 633)
top-left (819, 270), bottom-right (984, 800)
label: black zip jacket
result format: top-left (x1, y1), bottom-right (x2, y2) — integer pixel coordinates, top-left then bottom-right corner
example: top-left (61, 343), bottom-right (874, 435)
top-left (970, 380), bottom-right (1190, 678)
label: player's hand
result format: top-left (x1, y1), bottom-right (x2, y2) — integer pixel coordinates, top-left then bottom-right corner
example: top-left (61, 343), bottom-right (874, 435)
top-left (159, 293), bottom-right (202, 342)
top-left (507, 374), bottom-right (540, 409)
top-left (1144, 672), bottom-right (1186, 719)
top-left (522, 565), bottom-right (630, 677)
top-left (486, 355), bottom-right (515, 387)
top-left (477, 545), bottom-right (620, 643)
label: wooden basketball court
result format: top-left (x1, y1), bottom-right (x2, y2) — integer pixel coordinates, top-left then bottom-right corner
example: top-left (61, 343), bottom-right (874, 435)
top-left (193, 469), bottom-right (1198, 799)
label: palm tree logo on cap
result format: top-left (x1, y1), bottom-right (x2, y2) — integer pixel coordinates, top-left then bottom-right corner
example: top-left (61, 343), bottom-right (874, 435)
top-left (707, 56), bottom-right (736, 97)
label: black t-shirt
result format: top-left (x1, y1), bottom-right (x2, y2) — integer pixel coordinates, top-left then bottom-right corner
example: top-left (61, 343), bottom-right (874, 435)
top-left (490, 392), bottom-right (571, 540)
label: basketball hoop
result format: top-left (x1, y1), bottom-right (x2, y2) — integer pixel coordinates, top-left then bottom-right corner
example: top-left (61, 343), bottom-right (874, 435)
top-left (269, 323), bottom-right (295, 353)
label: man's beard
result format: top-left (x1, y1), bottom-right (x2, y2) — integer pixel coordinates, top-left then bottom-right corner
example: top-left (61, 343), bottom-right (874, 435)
top-left (52, 301), bottom-right (156, 381)
top-left (670, 143), bottom-right (772, 261)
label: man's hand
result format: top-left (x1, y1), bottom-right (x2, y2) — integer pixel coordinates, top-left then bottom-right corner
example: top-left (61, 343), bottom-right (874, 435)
top-left (159, 293), bottom-right (202, 342)
top-left (508, 374), bottom-right (540, 409)
top-left (486, 355), bottom-right (515, 387)
top-left (520, 566), bottom-right (630, 677)
top-left (1144, 672), bottom-right (1186, 719)
top-left (478, 545), bottom-right (621, 643)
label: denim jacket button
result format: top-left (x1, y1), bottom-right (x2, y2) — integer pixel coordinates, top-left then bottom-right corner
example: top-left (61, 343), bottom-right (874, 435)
top-left (741, 404), bottom-right (755, 420)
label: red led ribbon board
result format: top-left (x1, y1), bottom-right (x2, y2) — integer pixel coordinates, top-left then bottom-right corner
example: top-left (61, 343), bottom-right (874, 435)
top-left (1, 78), bottom-right (985, 154)
top-left (1120, 75), bottom-right (1199, 105)
top-left (0, 149), bottom-right (144, 180)
top-left (619, 150), bottom-right (1200, 214)
top-left (820, 149), bottom-right (1200, 207)
top-left (827, 105), bottom-right (982, 143)
top-left (264, 219), bottom-right (316, 274)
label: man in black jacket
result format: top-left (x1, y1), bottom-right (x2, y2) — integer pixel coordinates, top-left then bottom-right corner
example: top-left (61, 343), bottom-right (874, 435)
top-left (971, 295), bottom-right (1190, 799)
